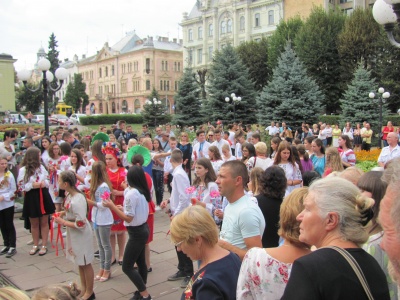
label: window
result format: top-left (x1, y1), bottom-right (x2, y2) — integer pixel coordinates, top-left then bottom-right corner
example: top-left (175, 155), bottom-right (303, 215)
top-left (255, 13), bottom-right (260, 27)
top-left (209, 24), bottom-right (213, 37)
top-left (146, 80), bottom-right (150, 90)
top-left (105, 67), bottom-right (108, 77)
top-left (134, 99), bottom-right (141, 113)
top-left (121, 82), bottom-right (127, 93)
top-left (111, 65), bottom-right (115, 76)
top-left (174, 62), bottom-right (177, 71)
top-left (175, 81), bottom-right (178, 91)
top-left (268, 10), bottom-right (274, 25)
top-left (122, 100), bottom-right (128, 113)
top-left (90, 70), bottom-right (93, 79)
top-left (165, 61), bottom-right (168, 71)
top-left (112, 102), bottom-right (116, 114)
top-left (99, 102), bottom-right (103, 114)
top-left (240, 16), bottom-right (245, 31)
top-left (178, 62), bottom-right (181, 72)
top-left (99, 68), bottom-right (102, 78)
top-left (198, 27), bottom-right (203, 39)
top-left (197, 49), bottom-right (203, 64)
top-left (208, 46), bottom-right (213, 62)
top-left (227, 19), bottom-right (232, 33)
top-left (188, 50), bottom-right (193, 65)
top-left (162, 61), bottom-right (165, 71)
top-left (146, 58), bottom-right (150, 74)
top-left (221, 21), bottom-right (226, 34)
top-left (340, 0), bottom-right (351, 3)
top-left (188, 29), bottom-right (193, 41)
top-left (343, 8), bottom-right (353, 15)
top-left (160, 80), bottom-right (163, 90)
top-left (89, 85), bottom-right (95, 97)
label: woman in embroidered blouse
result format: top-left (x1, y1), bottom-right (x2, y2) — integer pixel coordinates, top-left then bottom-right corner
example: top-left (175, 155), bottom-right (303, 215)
top-left (171, 205), bottom-right (241, 300)
top-left (237, 188), bottom-right (311, 300)
top-left (0, 130), bottom-right (18, 185)
top-left (246, 142), bottom-right (273, 173)
top-left (18, 147), bottom-right (55, 256)
top-left (54, 171), bottom-right (95, 300)
top-left (207, 146), bottom-right (224, 175)
top-left (241, 143), bottom-right (256, 165)
top-left (0, 156), bottom-right (17, 258)
top-left (102, 142), bottom-right (128, 266)
top-left (338, 135), bottom-right (356, 168)
top-left (190, 158), bottom-right (222, 224)
top-left (40, 136), bottom-right (51, 167)
top-left (47, 142), bottom-right (62, 212)
top-left (103, 165), bottom-right (153, 300)
top-left (69, 149), bottom-right (86, 191)
top-left (87, 161), bottom-right (113, 282)
top-left (273, 142), bottom-right (302, 196)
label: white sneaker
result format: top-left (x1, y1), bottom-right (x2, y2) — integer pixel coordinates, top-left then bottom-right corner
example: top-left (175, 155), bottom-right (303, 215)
top-left (155, 206), bottom-right (161, 211)
top-left (62, 232), bottom-right (67, 237)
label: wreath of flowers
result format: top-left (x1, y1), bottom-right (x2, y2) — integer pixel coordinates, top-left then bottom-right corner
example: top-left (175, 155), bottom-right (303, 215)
top-left (0, 171), bottom-right (11, 189)
top-left (101, 142), bottom-right (122, 158)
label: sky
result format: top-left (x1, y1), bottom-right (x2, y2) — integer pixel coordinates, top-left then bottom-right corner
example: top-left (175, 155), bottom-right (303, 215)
top-left (0, 0), bottom-right (194, 72)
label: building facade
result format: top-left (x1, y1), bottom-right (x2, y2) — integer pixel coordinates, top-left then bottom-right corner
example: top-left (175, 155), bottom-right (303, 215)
top-left (0, 54), bottom-right (17, 112)
top-left (181, 0), bottom-right (283, 69)
top-left (55, 55), bottom-right (79, 105)
top-left (78, 31), bottom-right (183, 115)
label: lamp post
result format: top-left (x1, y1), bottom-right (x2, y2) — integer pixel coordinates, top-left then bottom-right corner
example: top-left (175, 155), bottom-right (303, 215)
top-left (372, 0), bottom-right (400, 48)
top-left (145, 98), bottom-right (162, 127)
top-left (369, 87), bottom-right (390, 148)
top-left (225, 93), bottom-right (241, 122)
top-left (18, 58), bottom-right (68, 134)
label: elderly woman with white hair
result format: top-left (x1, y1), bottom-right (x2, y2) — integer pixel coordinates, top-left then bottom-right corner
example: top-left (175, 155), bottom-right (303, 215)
top-left (281, 177), bottom-right (390, 300)
top-left (246, 142), bottom-right (272, 173)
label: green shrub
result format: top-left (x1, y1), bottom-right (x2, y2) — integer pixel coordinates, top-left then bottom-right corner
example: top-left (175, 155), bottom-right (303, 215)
top-left (318, 115), bottom-right (341, 126)
top-left (356, 161), bottom-right (378, 173)
top-left (385, 115), bottom-right (400, 126)
top-left (80, 114), bottom-right (144, 125)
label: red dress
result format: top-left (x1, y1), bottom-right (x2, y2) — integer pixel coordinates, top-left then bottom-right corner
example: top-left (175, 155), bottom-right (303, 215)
top-left (145, 173), bottom-right (155, 244)
top-left (107, 167), bottom-right (127, 232)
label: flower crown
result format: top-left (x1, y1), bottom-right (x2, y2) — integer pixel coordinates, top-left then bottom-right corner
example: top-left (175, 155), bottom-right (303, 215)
top-left (101, 142), bottom-right (122, 158)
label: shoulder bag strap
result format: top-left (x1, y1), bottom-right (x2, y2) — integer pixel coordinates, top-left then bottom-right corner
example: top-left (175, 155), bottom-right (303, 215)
top-left (328, 246), bottom-right (374, 300)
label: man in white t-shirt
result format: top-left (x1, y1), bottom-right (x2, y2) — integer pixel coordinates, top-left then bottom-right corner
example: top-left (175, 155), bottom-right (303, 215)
top-left (378, 133), bottom-right (400, 167)
top-left (265, 121), bottom-right (279, 136)
top-left (217, 161), bottom-right (265, 260)
top-left (211, 129), bottom-right (230, 156)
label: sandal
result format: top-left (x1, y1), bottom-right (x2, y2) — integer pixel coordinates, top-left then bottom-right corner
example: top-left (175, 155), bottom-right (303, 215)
top-left (38, 246), bottom-right (48, 256)
top-left (29, 245), bottom-right (39, 255)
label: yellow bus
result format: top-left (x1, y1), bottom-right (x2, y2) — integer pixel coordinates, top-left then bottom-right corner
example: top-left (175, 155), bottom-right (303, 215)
top-left (56, 103), bottom-right (74, 116)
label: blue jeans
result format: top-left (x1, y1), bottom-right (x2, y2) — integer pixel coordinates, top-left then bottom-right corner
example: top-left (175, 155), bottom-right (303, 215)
top-left (122, 223), bottom-right (149, 292)
top-left (95, 225), bottom-right (112, 271)
top-left (152, 169), bottom-right (164, 206)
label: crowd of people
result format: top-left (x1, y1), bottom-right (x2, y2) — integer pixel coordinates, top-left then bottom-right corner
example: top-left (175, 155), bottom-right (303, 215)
top-left (0, 118), bottom-right (400, 300)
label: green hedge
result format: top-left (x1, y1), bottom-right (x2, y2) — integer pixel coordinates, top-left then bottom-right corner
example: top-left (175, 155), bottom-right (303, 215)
top-left (385, 115), bottom-right (400, 126)
top-left (318, 115), bottom-right (341, 125)
top-left (80, 114), bottom-right (143, 125)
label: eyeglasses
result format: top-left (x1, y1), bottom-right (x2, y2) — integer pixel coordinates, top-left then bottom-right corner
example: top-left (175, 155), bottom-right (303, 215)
top-left (174, 240), bottom-right (184, 248)
top-left (208, 135), bottom-right (214, 137)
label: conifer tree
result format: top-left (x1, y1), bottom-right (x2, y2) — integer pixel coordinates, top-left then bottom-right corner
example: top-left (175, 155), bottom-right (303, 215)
top-left (64, 74), bottom-right (89, 113)
top-left (257, 43), bottom-right (323, 127)
top-left (340, 64), bottom-right (386, 131)
top-left (205, 44), bottom-right (257, 124)
top-left (47, 33), bottom-right (60, 109)
top-left (173, 67), bottom-right (203, 127)
top-left (141, 87), bottom-right (168, 127)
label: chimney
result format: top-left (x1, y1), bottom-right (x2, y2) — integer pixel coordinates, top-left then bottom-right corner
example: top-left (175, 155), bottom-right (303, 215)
top-left (82, 54), bottom-right (86, 59)
top-left (179, 39), bottom-right (183, 45)
top-left (163, 37), bottom-right (169, 42)
top-left (173, 38), bottom-right (177, 43)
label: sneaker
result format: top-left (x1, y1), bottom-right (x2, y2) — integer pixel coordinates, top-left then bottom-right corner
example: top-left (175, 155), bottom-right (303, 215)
top-left (0, 247), bottom-right (9, 255)
top-left (180, 276), bottom-right (191, 288)
top-left (142, 295), bottom-right (152, 300)
top-left (155, 206), bottom-right (161, 211)
top-left (62, 232), bottom-right (67, 237)
top-left (5, 248), bottom-right (16, 258)
top-left (167, 271), bottom-right (186, 281)
top-left (129, 291), bottom-right (141, 300)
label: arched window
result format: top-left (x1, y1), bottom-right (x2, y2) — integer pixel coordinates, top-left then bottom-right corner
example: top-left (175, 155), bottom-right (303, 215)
top-left (188, 29), bottom-right (193, 41)
top-left (209, 24), bottom-right (213, 37)
top-left (111, 65), bottom-right (115, 76)
top-left (99, 102), bottom-right (103, 114)
top-left (227, 19), bottom-right (232, 33)
top-left (255, 13), bottom-right (260, 27)
top-left (221, 21), bottom-right (226, 34)
top-left (112, 102), bottom-right (116, 114)
top-left (240, 16), bottom-right (245, 31)
top-left (122, 100), bottom-right (128, 112)
top-left (198, 27), bottom-right (203, 39)
top-left (99, 68), bottom-right (102, 78)
top-left (105, 66), bottom-right (108, 77)
top-left (134, 99), bottom-right (141, 113)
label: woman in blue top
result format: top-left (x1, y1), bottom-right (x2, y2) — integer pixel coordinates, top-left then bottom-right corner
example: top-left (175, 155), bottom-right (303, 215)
top-left (103, 165), bottom-right (152, 300)
top-left (310, 138), bottom-right (326, 176)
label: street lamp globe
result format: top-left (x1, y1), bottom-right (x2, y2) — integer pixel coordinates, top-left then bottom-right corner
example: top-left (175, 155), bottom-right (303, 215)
top-left (17, 69), bottom-right (32, 81)
top-left (45, 71), bottom-right (54, 82)
top-left (225, 97), bottom-right (230, 103)
top-left (55, 68), bottom-right (68, 80)
top-left (383, 92), bottom-right (391, 99)
top-left (369, 92), bottom-right (376, 99)
top-left (157, 101), bottom-right (162, 105)
top-left (231, 93), bottom-right (236, 98)
top-left (384, 0), bottom-right (400, 4)
top-left (378, 87), bottom-right (385, 94)
top-left (373, 0), bottom-right (397, 24)
top-left (237, 97), bottom-right (242, 102)
top-left (37, 58), bottom-right (51, 71)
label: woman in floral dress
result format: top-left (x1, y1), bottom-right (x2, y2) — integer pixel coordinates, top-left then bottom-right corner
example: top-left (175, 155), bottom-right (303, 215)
top-left (237, 188), bottom-right (311, 300)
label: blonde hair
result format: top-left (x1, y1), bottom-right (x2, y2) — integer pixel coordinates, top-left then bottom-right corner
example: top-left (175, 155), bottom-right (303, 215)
top-left (325, 147), bottom-right (344, 173)
top-left (222, 143), bottom-right (230, 152)
top-left (254, 142), bottom-right (268, 155)
top-left (278, 187), bottom-right (310, 248)
top-left (249, 167), bottom-right (264, 195)
top-left (309, 177), bottom-right (375, 246)
top-left (31, 283), bottom-right (80, 300)
top-left (339, 166), bottom-right (364, 186)
top-left (89, 161), bottom-right (113, 202)
top-left (0, 287), bottom-right (30, 300)
top-left (170, 205), bottom-right (218, 247)
top-left (127, 138), bottom-right (138, 149)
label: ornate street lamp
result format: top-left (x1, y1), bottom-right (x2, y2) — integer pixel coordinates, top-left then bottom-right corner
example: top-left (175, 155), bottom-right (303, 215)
top-left (18, 58), bottom-right (68, 134)
top-left (225, 93), bottom-right (241, 122)
top-left (145, 97), bottom-right (162, 126)
top-left (369, 87), bottom-right (390, 147)
top-left (372, 0), bottom-right (400, 48)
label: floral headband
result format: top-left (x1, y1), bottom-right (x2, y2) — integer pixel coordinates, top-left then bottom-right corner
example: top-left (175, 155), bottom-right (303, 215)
top-left (101, 142), bottom-right (122, 159)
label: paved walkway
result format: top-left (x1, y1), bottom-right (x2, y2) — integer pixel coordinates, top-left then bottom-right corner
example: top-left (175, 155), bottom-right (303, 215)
top-left (0, 202), bottom-right (189, 299)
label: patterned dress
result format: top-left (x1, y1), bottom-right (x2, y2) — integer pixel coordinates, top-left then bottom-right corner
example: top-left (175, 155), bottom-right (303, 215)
top-left (107, 167), bottom-right (127, 232)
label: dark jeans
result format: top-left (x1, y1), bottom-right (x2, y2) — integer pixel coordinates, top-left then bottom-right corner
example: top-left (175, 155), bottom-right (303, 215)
top-left (176, 247), bottom-right (193, 276)
top-left (122, 223), bottom-right (149, 293)
top-left (0, 206), bottom-right (16, 248)
top-left (152, 169), bottom-right (164, 206)
top-left (362, 141), bottom-right (371, 151)
top-left (167, 173), bottom-right (173, 194)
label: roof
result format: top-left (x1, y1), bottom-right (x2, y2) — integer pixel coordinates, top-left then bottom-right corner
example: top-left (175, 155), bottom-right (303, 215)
top-left (111, 30), bottom-right (142, 53)
top-left (188, 2), bottom-right (202, 19)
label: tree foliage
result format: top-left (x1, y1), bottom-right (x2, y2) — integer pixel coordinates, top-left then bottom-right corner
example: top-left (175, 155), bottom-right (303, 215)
top-left (257, 43), bottom-right (323, 127)
top-left (340, 64), bottom-right (386, 131)
top-left (47, 33), bottom-right (60, 108)
top-left (141, 87), bottom-right (169, 127)
top-left (173, 67), bottom-right (203, 127)
top-left (295, 7), bottom-right (346, 114)
top-left (236, 37), bottom-right (269, 91)
top-left (267, 16), bottom-right (304, 71)
top-left (16, 84), bottom-right (43, 112)
top-left (205, 44), bottom-right (257, 124)
top-left (64, 74), bottom-right (89, 113)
